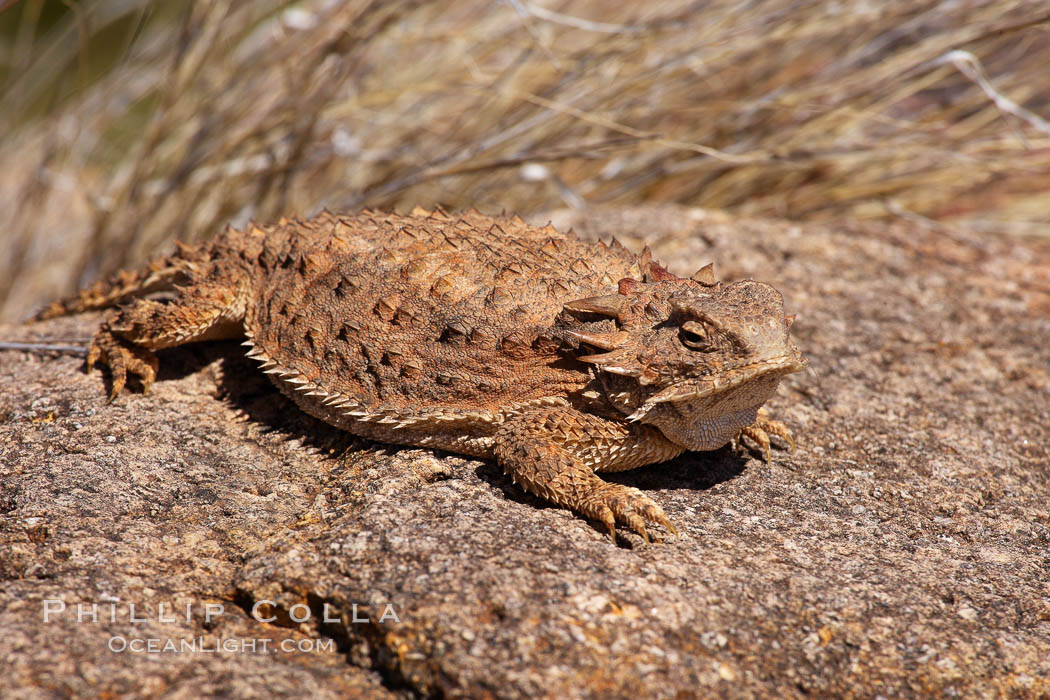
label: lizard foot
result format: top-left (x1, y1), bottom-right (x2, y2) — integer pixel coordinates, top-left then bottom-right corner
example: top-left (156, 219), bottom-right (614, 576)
top-left (579, 483), bottom-right (678, 543)
top-left (87, 327), bottom-right (159, 401)
top-left (737, 406), bottom-right (795, 462)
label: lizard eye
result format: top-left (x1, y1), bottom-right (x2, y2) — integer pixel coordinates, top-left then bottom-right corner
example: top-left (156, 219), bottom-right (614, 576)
top-left (679, 321), bottom-right (713, 351)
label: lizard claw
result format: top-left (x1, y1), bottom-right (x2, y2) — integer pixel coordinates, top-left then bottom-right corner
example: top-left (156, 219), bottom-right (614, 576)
top-left (87, 327), bottom-right (158, 400)
top-left (738, 406), bottom-right (795, 462)
top-left (586, 484), bottom-right (677, 543)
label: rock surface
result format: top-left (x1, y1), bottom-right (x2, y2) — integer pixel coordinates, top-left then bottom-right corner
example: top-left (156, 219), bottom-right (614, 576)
top-left (2, 205), bottom-right (1048, 698)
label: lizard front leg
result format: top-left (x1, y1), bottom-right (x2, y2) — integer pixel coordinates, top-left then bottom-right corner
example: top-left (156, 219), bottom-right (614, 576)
top-left (737, 406), bottom-right (796, 462)
top-left (494, 407), bottom-right (683, 542)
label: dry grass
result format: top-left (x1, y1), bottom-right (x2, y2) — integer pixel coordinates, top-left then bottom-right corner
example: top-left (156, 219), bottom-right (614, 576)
top-left (1, 0), bottom-right (1049, 320)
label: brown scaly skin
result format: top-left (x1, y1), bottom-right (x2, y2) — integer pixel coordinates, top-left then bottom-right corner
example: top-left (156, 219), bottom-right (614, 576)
top-left (38, 207), bottom-right (806, 542)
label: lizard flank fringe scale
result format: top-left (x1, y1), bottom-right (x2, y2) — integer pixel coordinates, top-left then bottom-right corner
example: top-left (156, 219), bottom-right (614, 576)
top-left (38, 207), bottom-right (806, 542)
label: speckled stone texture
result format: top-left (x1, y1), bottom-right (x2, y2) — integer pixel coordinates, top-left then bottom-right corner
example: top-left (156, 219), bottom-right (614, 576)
top-left (2, 205), bottom-right (1048, 698)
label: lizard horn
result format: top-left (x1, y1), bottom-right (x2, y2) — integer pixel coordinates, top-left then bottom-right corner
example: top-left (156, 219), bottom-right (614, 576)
top-left (566, 330), bottom-right (629, 350)
top-left (691, 263), bottom-right (717, 286)
top-left (638, 245), bottom-right (678, 282)
top-left (563, 294), bottom-right (626, 317)
top-left (577, 353), bottom-right (641, 376)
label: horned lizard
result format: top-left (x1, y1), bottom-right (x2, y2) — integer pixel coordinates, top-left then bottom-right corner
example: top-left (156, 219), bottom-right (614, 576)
top-left (38, 207), bottom-right (806, 541)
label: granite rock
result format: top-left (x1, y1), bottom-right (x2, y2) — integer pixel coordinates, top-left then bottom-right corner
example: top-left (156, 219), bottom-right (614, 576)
top-left (2, 205), bottom-right (1048, 697)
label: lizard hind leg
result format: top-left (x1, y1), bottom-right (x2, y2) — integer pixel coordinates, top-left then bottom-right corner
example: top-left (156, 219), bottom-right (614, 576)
top-left (494, 410), bottom-right (678, 543)
top-left (88, 329), bottom-right (159, 402)
top-left (88, 276), bottom-right (250, 401)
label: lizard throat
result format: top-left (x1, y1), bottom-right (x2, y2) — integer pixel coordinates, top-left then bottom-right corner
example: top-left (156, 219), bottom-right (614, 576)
top-left (637, 373), bottom-right (785, 451)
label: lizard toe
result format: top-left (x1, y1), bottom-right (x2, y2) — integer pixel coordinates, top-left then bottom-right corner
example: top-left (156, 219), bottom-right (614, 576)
top-left (88, 328), bottom-right (159, 400)
top-left (738, 406), bottom-right (795, 461)
top-left (589, 484), bottom-right (674, 543)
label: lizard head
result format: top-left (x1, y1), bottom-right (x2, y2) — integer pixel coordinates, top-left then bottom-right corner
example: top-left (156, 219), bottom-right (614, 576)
top-left (562, 259), bottom-right (806, 451)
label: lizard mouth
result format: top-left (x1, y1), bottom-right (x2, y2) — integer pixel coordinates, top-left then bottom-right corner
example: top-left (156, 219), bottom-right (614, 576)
top-left (626, 353), bottom-right (806, 422)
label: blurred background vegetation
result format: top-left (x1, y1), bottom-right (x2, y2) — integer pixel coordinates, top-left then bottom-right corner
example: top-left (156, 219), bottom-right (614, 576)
top-left (1, 0), bottom-right (1049, 321)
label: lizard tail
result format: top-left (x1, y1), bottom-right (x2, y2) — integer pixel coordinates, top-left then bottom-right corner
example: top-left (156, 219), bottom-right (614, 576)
top-left (33, 244), bottom-right (203, 321)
